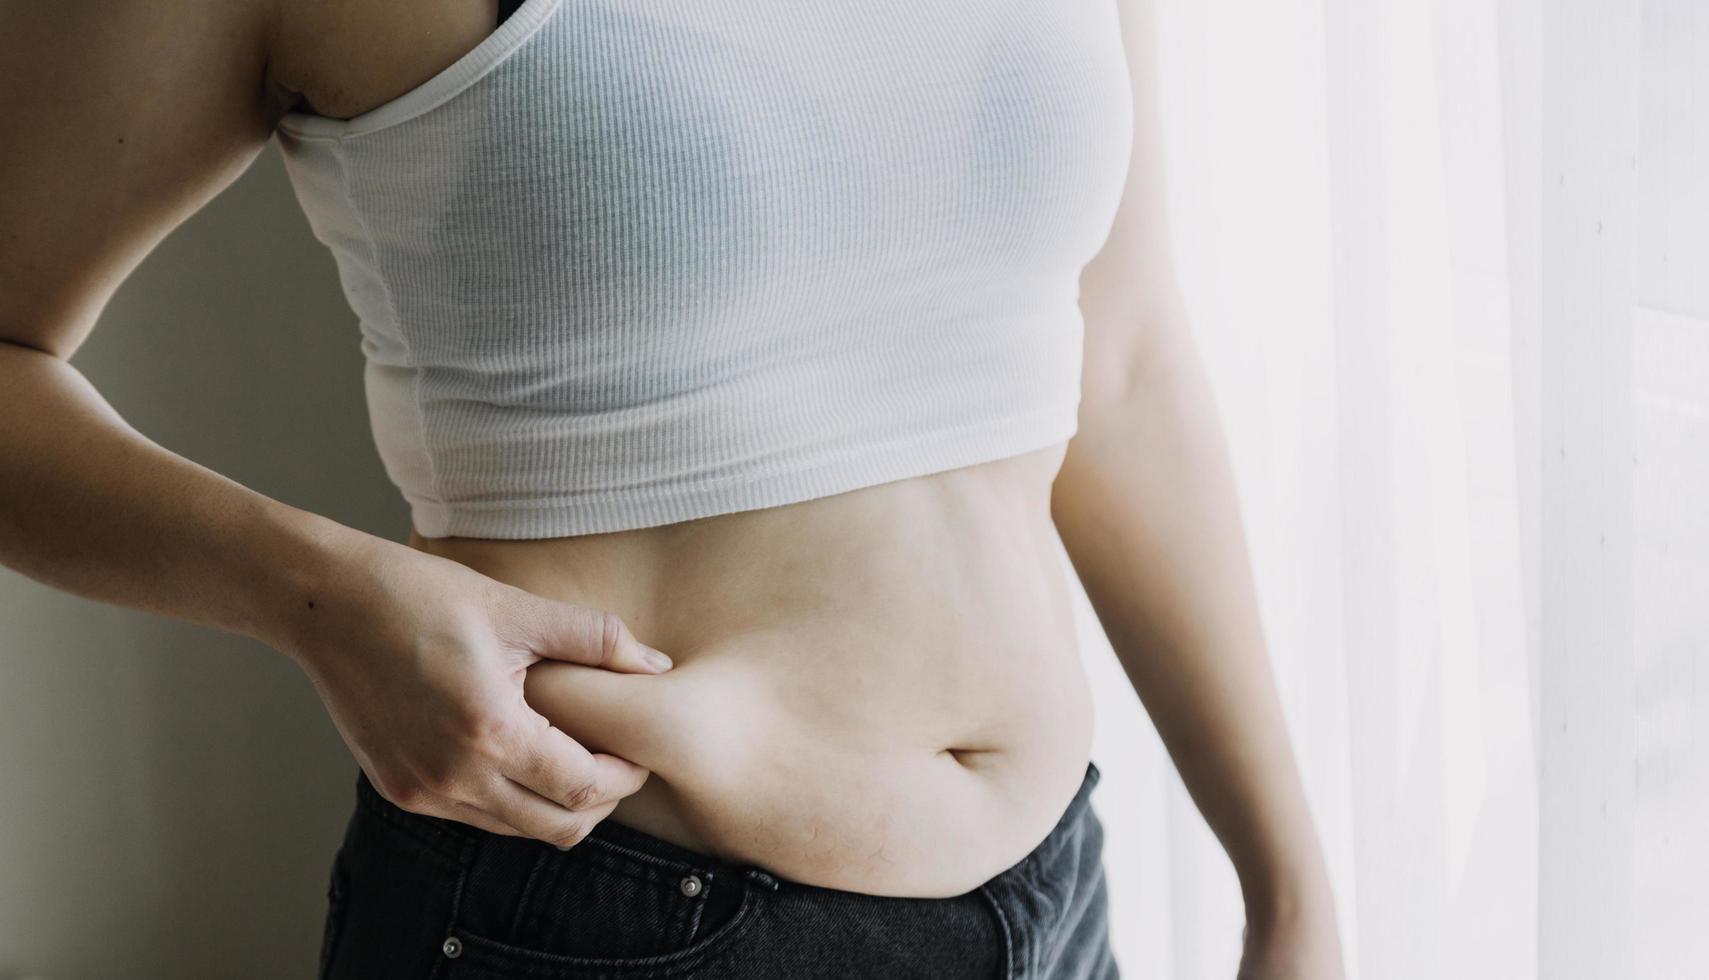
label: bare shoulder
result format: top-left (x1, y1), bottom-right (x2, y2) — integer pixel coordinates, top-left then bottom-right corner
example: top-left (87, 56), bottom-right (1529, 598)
top-left (0, 0), bottom-right (282, 357)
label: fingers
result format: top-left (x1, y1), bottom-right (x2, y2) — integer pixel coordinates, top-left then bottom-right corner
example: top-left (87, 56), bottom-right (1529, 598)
top-left (511, 717), bottom-right (651, 812)
top-left (441, 799), bottom-right (526, 838)
top-left (487, 777), bottom-right (622, 850)
top-left (522, 601), bottom-right (674, 675)
top-left (365, 770), bottom-right (525, 838)
top-left (375, 757), bottom-right (635, 851)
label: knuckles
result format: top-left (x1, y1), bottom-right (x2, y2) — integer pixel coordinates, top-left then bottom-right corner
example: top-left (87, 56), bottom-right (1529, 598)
top-left (372, 770), bottom-right (431, 811)
top-left (403, 759), bottom-right (462, 802)
top-left (547, 819), bottom-right (592, 850)
top-left (447, 706), bottom-right (515, 759)
top-left (422, 763), bottom-right (465, 798)
top-left (562, 780), bottom-right (603, 812)
top-left (598, 609), bottom-right (640, 669)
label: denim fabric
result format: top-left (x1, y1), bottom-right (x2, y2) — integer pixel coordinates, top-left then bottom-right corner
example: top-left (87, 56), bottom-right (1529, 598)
top-left (318, 760), bottom-right (1119, 979)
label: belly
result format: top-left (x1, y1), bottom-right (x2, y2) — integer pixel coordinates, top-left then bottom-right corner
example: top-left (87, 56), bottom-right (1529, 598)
top-left (408, 444), bottom-right (1094, 898)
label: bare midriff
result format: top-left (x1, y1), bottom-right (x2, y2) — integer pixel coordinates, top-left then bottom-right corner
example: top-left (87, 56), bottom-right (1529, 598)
top-left (407, 442), bottom-right (1094, 899)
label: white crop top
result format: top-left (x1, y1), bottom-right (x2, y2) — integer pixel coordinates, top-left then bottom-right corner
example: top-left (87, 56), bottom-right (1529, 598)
top-left (274, 0), bottom-right (1134, 539)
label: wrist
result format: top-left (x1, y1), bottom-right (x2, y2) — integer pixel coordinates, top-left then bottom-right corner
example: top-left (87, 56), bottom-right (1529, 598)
top-left (1239, 854), bottom-right (1336, 932)
top-left (234, 498), bottom-right (384, 664)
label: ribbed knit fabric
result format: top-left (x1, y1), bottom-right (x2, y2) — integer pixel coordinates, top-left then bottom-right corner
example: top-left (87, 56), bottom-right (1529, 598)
top-left (274, 0), bottom-right (1134, 539)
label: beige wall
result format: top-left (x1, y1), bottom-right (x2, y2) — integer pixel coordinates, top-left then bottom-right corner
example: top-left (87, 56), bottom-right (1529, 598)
top-left (0, 141), bottom-right (407, 980)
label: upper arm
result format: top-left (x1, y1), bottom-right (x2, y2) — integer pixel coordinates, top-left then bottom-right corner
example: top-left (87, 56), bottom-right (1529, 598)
top-left (1076, 0), bottom-right (1195, 408)
top-left (0, 0), bottom-right (283, 359)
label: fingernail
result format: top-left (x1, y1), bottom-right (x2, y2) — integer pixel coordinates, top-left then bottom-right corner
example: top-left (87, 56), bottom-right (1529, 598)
top-left (642, 646), bottom-right (673, 671)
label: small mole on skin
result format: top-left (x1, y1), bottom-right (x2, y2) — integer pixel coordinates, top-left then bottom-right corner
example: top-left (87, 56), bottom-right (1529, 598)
top-left (307, 600), bottom-right (316, 609)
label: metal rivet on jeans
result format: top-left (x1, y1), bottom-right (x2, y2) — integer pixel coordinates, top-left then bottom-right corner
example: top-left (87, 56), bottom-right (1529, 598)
top-left (680, 874), bottom-right (704, 897)
top-left (441, 935), bottom-right (463, 959)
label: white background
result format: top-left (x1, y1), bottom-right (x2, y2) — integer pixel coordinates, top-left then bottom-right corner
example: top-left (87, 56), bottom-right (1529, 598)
top-left (1086, 1), bottom-right (1708, 977)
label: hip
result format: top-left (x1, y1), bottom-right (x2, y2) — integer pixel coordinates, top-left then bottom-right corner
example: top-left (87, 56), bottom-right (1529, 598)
top-left (319, 760), bottom-right (1117, 980)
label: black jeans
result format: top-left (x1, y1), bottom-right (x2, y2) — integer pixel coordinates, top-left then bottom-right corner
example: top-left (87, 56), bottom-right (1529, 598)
top-left (318, 760), bottom-right (1119, 979)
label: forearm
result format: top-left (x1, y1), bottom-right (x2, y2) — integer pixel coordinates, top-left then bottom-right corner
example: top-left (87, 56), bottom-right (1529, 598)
top-left (1051, 328), bottom-right (1331, 918)
top-left (0, 340), bottom-right (373, 661)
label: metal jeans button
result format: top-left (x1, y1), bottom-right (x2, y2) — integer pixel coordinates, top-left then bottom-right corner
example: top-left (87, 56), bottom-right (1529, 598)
top-left (442, 935), bottom-right (463, 958)
top-left (680, 874), bottom-right (704, 897)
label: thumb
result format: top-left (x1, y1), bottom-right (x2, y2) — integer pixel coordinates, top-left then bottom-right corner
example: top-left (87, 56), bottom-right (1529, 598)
top-left (524, 600), bottom-right (674, 674)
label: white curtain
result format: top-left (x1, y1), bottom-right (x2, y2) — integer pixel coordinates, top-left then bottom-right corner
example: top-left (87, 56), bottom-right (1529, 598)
top-left (1076, 1), bottom-right (1709, 977)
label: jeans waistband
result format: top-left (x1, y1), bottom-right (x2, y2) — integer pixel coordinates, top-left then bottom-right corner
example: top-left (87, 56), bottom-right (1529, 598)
top-left (352, 766), bottom-right (774, 884)
top-left (1061, 759), bottom-right (1102, 830)
top-left (999, 759), bottom-right (1102, 876)
top-left (351, 756), bottom-right (1103, 890)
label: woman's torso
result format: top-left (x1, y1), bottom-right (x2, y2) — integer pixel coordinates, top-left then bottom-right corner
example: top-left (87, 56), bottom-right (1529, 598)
top-left (268, 0), bottom-right (1100, 899)
top-left (409, 443), bottom-right (1095, 900)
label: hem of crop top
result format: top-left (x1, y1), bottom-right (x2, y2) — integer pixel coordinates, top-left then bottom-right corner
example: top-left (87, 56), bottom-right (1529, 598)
top-left (404, 399), bottom-right (1081, 540)
top-left (275, 0), bottom-right (565, 141)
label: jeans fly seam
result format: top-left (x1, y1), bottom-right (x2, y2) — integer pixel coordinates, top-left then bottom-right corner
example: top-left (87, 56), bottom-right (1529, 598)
top-left (510, 848), bottom-right (556, 940)
top-left (434, 835), bottom-right (482, 979)
top-left (979, 884), bottom-right (1018, 980)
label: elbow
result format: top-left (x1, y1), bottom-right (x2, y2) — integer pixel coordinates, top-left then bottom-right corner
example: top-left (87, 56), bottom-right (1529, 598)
top-left (1078, 311), bottom-right (1203, 430)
